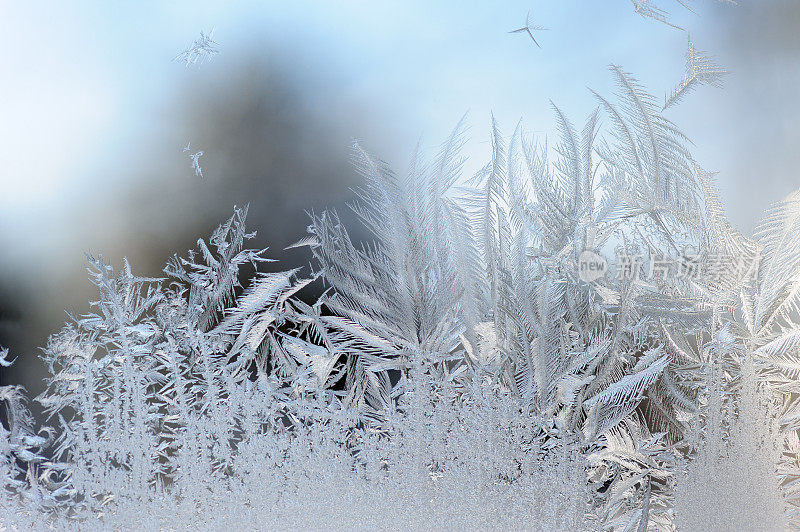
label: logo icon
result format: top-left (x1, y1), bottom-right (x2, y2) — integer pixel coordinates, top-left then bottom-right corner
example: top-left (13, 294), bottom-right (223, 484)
top-left (578, 249), bottom-right (608, 283)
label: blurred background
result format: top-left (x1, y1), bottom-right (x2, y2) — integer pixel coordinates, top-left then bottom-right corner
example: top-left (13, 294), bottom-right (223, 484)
top-left (1, 0), bottom-right (798, 394)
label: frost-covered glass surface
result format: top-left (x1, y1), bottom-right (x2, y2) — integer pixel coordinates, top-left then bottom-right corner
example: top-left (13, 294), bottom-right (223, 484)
top-left (2, 2), bottom-right (799, 530)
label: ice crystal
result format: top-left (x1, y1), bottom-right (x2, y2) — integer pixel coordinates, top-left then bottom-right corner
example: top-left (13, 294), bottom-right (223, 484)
top-left (664, 35), bottom-right (726, 110)
top-left (508, 11), bottom-right (548, 48)
top-left (183, 142), bottom-right (204, 177)
top-left (631, 0), bottom-right (737, 29)
top-left (174, 30), bottom-right (219, 67)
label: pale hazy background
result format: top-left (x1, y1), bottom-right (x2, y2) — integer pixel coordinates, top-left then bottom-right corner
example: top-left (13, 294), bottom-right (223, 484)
top-left (1, 0), bottom-right (799, 392)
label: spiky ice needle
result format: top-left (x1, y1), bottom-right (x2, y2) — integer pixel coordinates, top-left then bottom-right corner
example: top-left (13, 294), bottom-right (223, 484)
top-left (509, 11), bottom-right (548, 48)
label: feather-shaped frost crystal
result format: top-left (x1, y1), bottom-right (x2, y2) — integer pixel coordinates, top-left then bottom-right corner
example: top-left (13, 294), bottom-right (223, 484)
top-left (174, 30), bottom-right (219, 66)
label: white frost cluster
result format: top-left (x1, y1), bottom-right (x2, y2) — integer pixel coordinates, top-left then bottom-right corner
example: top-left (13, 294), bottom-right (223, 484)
top-left (675, 359), bottom-right (786, 531)
top-left (2, 63), bottom-right (800, 530)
